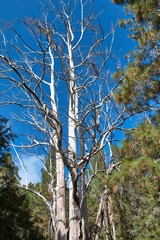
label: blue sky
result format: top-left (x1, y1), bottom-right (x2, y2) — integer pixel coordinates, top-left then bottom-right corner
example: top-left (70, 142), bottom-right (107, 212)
top-left (15, 154), bottom-right (44, 185)
top-left (0, 0), bottom-right (137, 184)
top-left (0, 0), bottom-right (135, 60)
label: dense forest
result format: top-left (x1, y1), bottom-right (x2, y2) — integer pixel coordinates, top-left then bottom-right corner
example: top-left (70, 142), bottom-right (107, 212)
top-left (0, 0), bottom-right (159, 239)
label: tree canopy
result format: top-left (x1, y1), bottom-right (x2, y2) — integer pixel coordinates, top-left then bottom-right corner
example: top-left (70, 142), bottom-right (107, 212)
top-left (113, 0), bottom-right (160, 111)
top-left (107, 110), bottom-right (160, 239)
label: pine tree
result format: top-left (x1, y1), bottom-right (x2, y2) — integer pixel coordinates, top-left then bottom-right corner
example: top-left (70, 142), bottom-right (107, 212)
top-left (0, 116), bottom-right (47, 240)
top-left (112, 0), bottom-right (160, 111)
top-left (108, 111), bottom-right (160, 239)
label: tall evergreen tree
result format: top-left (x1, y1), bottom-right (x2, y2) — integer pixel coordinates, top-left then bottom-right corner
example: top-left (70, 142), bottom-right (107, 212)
top-left (108, 111), bottom-right (160, 239)
top-left (112, 0), bottom-right (160, 111)
top-left (0, 116), bottom-right (47, 240)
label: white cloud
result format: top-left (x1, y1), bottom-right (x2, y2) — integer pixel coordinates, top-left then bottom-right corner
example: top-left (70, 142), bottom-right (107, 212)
top-left (16, 154), bottom-right (44, 185)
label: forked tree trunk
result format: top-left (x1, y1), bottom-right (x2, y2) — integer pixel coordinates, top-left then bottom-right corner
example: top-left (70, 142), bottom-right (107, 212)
top-left (95, 190), bottom-right (111, 240)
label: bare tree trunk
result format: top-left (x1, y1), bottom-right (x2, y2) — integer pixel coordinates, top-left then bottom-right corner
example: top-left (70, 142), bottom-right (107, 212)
top-left (102, 193), bottom-right (109, 240)
top-left (56, 151), bottom-right (67, 240)
top-left (49, 43), bottom-right (66, 239)
top-left (95, 190), bottom-right (111, 240)
top-left (68, 81), bottom-right (80, 239)
top-left (49, 152), bottom-right (56, 236)
top-left (80, 175), bottom-right (90, 240)
top-left (95, 194), bottom-right (103, 240)
top-left (108, 195), bottom-right (116, 240)
top-left (79, 125), bottom-right (90, 240)
top-left (68, 109), bottom-right (80, 239)
top-left (108, 140), bottom-right (116, 240)
top-left (69, 175), bottom-right (80, 240)
top-left (67, 17), bottom-right (81, 237)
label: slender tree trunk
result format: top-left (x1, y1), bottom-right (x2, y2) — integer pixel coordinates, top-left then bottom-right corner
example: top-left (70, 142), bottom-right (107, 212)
top-left (68, 108), bottom-right (80, 239)
top-left (108, 195), bottom-right (116, 240)
top-left (68, 117), bottom-right (80, 239)
top-left (102, 193), bottom-right (109, 240)
top-left (49, 153), bottom-right (56, 236)
top-left (79, 125), bottom-right (90, 240)
top-left (56, 151), bottom-right (67, 240)
top-left (95, 194), bottom-right (103, 240)
top-left (67, 25), bottom-right (81, 238)
top-left (49, 44), bottom-right (66, 239)
top-left (108, 136), bottom-right (116, 240)
top-left (69, 175), bottom-right (80, 240)
top-left (80, 174), bottom-right (90, 240)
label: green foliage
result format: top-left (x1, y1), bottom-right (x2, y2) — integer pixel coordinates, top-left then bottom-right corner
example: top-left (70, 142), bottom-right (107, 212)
top-left (41, 148), bottom-right (56, 201)
top-left (0, 116), bottom-right (47, 240)
top-left (113, 0), bottom-right (160, 111)
top-left (0, 115), bottom-right (15, 161)
top-left (26, 150), bottom-right (57, 239)
top-left (108, 157), bottom-right (160, 239)
top-left (26, 182), bottom-right (51, 239)
top-left (108, 112), bottom-right (160, 239)
top-left (116, 115), bottom-right (160, 161)
top-left (87, 151), bottom-right (108, 238)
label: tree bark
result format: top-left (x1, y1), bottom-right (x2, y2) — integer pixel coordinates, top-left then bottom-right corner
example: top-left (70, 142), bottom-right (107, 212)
top-left (49, 42), bottom-right (67, 239)
top-left (68, 110), bottom-right (80, 239)
top-left (95, 194), bottom-right (103, 240)
top-left (69, 175), bottom-right (80, 240)
top-left (56, 151), bottom-right (67, 240)
top-left (102, 193), bottom-right (109, 240)
top-left (79, 125), bottom-right (90, 240)
top-left (67, 19), bottom-right (82, 238)
top-left (108, 195), bottom-right (116, 240)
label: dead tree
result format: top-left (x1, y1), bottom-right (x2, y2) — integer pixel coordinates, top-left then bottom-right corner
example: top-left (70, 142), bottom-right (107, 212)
top-left (0, 0), bottom-right (146, 239)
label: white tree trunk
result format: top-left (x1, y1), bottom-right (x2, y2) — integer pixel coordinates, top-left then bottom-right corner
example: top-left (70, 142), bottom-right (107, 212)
top-left (79, 125), bottom-right (90, 240)
top-left (49, 44), bottom-right (66, 239)
top-left (108, 195), bottom-right (116, 240)
top-left (67, 23), bottom-right (81, 238)
top-left (68, 106), bottom-right (80, 240)
top-left (95, 194), bottom-right (103, 240)
top-left (56, 151), bottom-right (67, 240)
